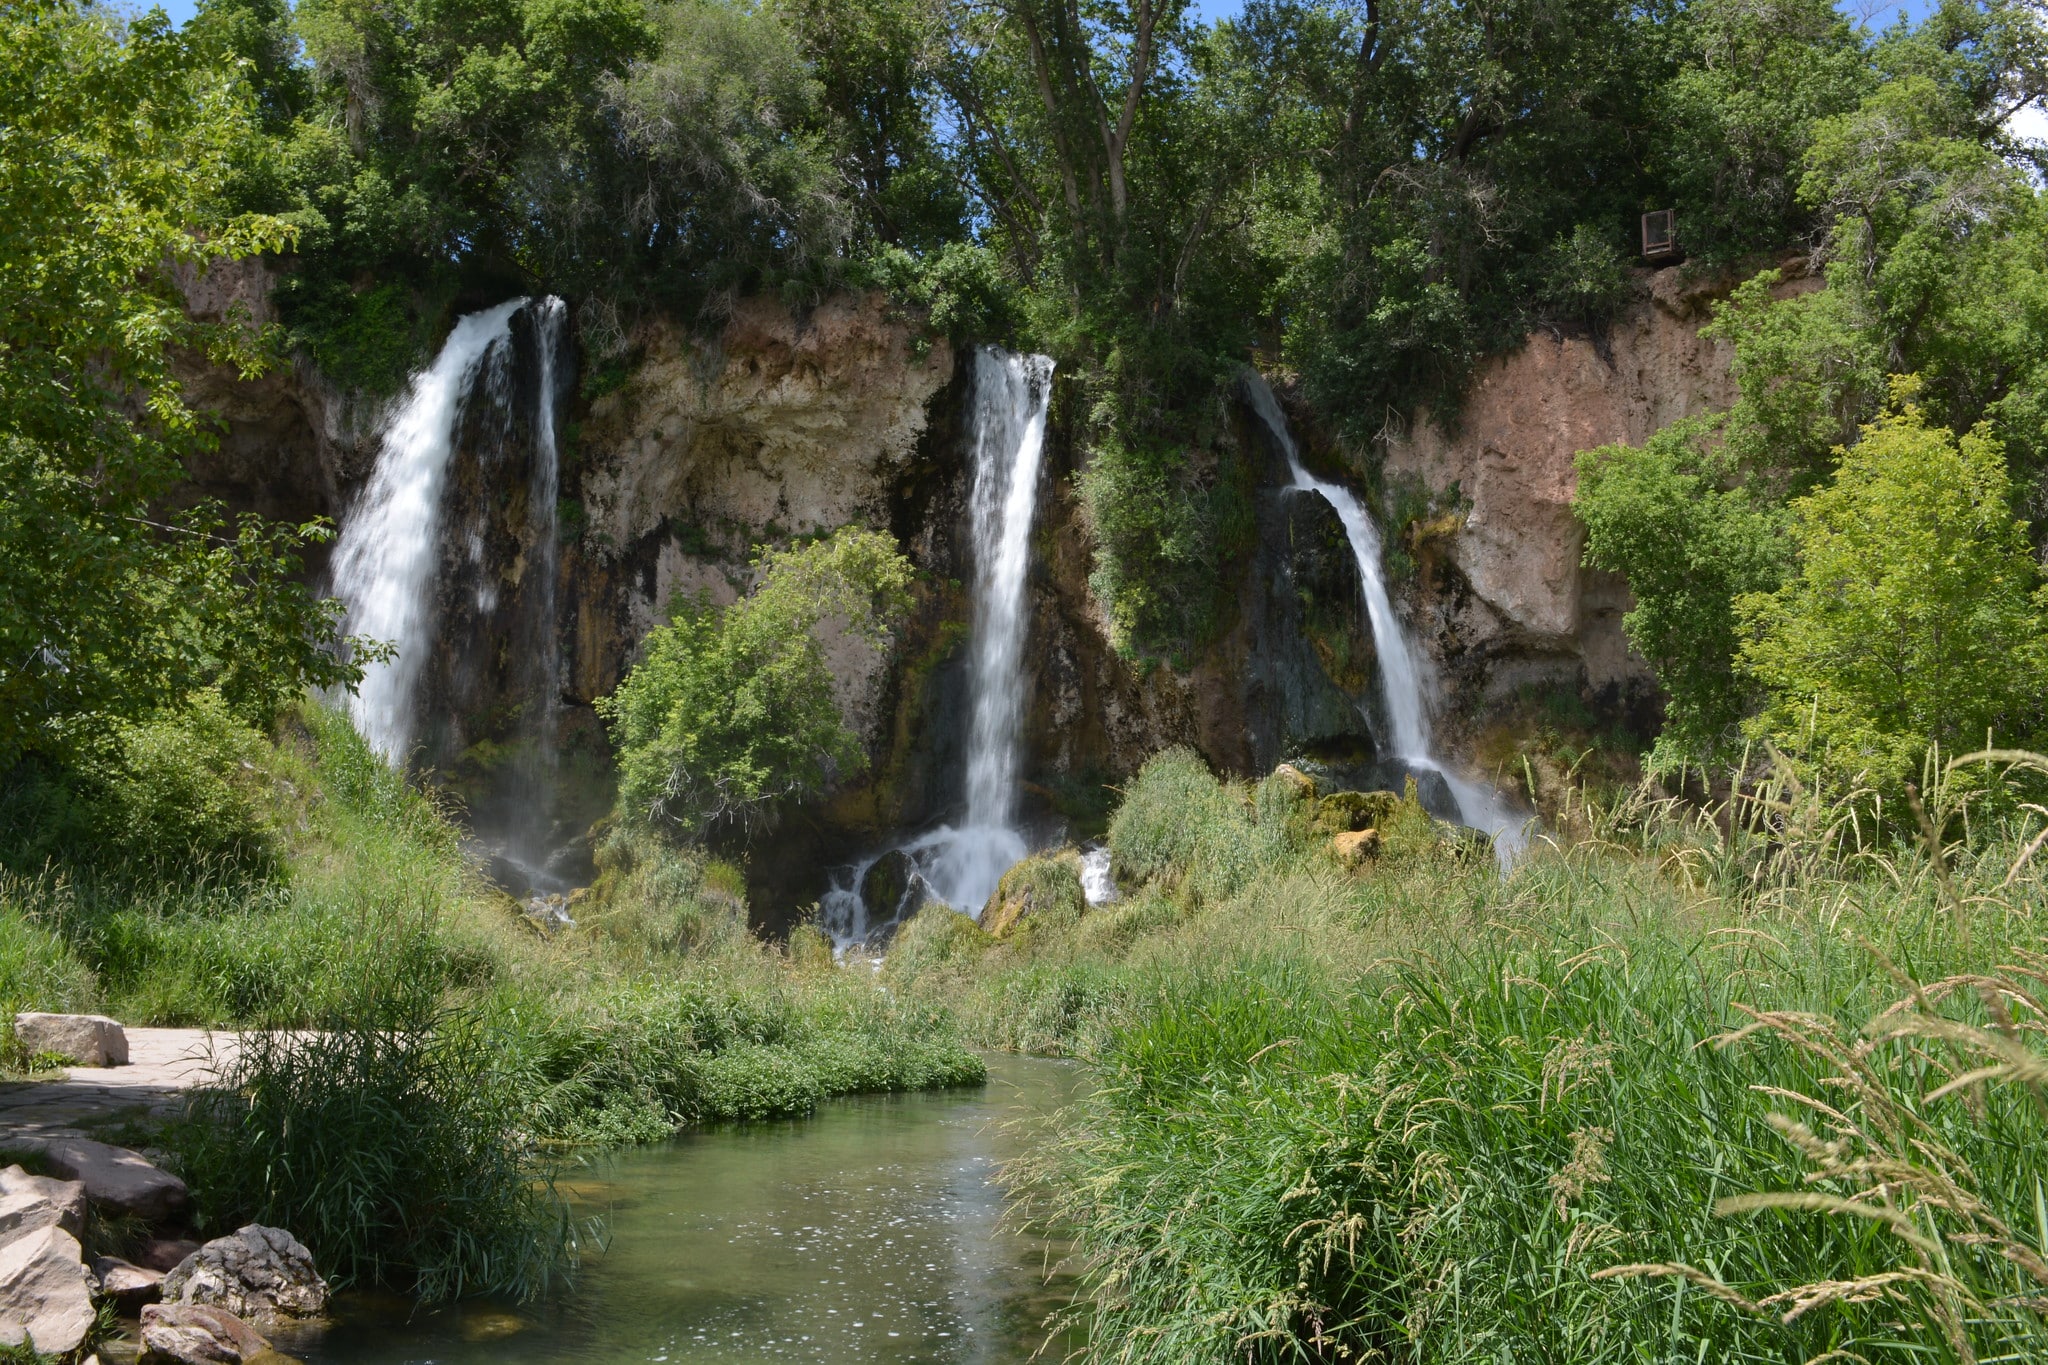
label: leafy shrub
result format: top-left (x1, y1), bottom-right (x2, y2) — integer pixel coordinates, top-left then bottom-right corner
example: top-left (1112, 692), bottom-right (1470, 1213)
top-left (601, 526), bottom-right (914, 836)
top-left (1576, 416), bottom-right (1790, 770)
top-left (0, 691), bottom-right (279, 883)
top-left (1736, 392), bottom-right (2048, 785)
top-left (1536, 223), bottom-right (1632, 333)
top-left (693, 1043), bottom-right (825, 1121)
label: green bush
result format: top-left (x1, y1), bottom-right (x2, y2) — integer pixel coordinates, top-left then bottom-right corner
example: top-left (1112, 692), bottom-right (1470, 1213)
top-left (0, 691), bottom-right (279, 883)
top-left (1576, 416), bottom-right (1789, 770)
top-left (1736, 393), bottom-right (2048, 785)
top-left (693, 1044), bottom-right (826, 1121)
top-left (601, 527), bottom-right (914, 836)
top-left (1106, 748), bottom-right (1310, 903)
top-left (880, 903), bottom-right (990, 986)
top-left (496, 963), bottom-right (985, 1141)
top-left (171, 965), bottom-right (568, 1302)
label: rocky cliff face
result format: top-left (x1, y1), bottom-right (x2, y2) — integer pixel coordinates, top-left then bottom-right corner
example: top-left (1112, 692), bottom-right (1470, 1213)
top-left (1378, 261), bottom-right (1814, 738)
top-left (175, 261), bottom-right (1779, 914)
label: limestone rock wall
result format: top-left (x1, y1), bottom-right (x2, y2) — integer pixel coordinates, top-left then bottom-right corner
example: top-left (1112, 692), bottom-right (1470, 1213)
top-left (1381, 261), bottom-right (1813, 726)
top-left (568, 294), bottom-right (954, 757)
top-left (171, 258), bottom-right (1798, 911)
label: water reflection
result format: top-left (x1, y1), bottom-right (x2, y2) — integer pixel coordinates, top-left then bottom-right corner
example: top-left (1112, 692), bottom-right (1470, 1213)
top-left (284, 1056), bottom-right (1085, 1364)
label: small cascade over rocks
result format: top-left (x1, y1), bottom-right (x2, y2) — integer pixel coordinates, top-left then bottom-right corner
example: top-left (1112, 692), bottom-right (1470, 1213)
top-left (330, 295), bottom-right (580, 890)
top-left (822, 348), bottom-right (1055, 946)
top-left (1242, 373), bottom-right (1527, 861)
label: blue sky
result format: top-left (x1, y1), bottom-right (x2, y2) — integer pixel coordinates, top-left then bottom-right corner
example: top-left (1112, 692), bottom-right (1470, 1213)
top-left (142, 0), bottom-right (1945, 34)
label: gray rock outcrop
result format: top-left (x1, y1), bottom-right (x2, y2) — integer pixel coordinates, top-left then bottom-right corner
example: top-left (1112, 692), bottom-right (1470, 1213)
top-left (139, 1301), bottom-right (272, 1364)
top-left (13, 1013), bottom-right (129, 1067)
top-left (163, 1225), bottom-right (328, 1324)
top-left (0, 1165), bottom-right (87, 1241)
top-left (0, 1223), bottom-right (96, 1355)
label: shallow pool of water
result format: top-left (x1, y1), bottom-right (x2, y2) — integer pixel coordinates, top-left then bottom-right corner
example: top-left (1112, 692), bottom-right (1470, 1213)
top-left (281, 1056), bottom-right (1086, 1365)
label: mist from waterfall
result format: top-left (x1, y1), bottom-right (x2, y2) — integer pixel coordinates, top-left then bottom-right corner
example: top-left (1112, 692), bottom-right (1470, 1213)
top-left (1243, 373), bottom-right (1525, 859)
top-left (821, 348), bottom-right (1054, 944)
top-left (330, 299), bottom-right (526, 761)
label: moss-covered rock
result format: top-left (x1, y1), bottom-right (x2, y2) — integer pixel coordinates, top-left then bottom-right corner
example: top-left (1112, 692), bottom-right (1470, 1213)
top-left (1311, 789), bottom-right (1399, 838)
top-left (981, 854), bottom-right (1086, 941)
top-left (882, 903), bottom-right (990, 984)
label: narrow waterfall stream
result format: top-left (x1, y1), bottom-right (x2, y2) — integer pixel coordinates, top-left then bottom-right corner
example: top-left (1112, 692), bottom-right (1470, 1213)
top-left (330, 299), bottom-right (527, 761)
top-left (1243, 374), bottom-right (1526, 859)
top-left (822, 349), bottom-right (1055, 945)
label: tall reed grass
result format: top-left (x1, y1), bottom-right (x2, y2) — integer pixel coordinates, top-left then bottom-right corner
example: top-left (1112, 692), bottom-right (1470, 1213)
top-left (889, 746), bottom-right (2048, 1362)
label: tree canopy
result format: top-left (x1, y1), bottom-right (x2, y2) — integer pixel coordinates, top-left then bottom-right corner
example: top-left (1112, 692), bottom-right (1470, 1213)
top-left (0, 0), bottom-right (356, 770)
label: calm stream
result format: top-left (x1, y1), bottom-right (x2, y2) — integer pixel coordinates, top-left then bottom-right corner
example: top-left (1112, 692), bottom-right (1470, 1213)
top-left (284, 1056), bottom-right (1085, 1364)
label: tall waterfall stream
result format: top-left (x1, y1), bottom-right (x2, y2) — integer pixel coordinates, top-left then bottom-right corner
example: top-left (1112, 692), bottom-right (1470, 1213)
top-left (330, 299), bottom-right (529, 762)
top-left (1242, 374), bottom-right (1526, 860)
top-left (330, 295), bottom-right (574, 888)
top-left (822, 349), bottom-right (1056, 946)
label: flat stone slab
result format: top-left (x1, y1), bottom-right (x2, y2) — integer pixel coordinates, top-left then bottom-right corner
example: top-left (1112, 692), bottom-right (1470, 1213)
top-left (0, 1029), bottom-right (240, 1141)
top-left (13, 1138), bottom-right (189, 1221)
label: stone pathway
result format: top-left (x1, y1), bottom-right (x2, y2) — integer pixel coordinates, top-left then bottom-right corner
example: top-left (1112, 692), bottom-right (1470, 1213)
top-left (0, 1030), bottom-right (241, 1141)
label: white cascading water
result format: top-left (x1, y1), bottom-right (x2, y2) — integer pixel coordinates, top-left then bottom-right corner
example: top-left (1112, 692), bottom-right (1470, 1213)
top-left (330, 299), bottom-right (527, 761)
top-left (524, 296), bottom-right (569, 769)
top-left (822, 349), bottom-right (1055, 944)
top-left (1243, 374), bottom-right (1526, 861)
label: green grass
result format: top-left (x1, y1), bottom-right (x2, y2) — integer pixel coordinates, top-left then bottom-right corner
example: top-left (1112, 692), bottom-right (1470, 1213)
top-left (888, 748), bottom-right (2048, 1362)
top-left (0, 699), bottom-right (985, 1303)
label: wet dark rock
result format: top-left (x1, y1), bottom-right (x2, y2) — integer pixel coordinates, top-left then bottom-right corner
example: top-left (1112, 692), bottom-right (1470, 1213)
top-left (858, 850), bottom-right (916, 925)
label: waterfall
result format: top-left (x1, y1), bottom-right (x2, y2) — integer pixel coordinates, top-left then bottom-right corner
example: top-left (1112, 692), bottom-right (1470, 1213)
top-left (820, 348), bottom-right (1054, 944)
top-left (330, 299), bottom-right (526, 761)
top-left (523, 296), bottom-right (569, 770)
top-left (960, 349), bottom-right (1054, 843)
top-left (1243, 374), bottom-right (1526, 860)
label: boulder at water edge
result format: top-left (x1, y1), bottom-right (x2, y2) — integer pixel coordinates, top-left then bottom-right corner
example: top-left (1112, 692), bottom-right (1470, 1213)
top-left (163, 1226), bottom-right (328, 1324)
top-left (93, 1254), bottom-right (165, 1310)
top-left (140, 1302), bottom-right (272, 1364)
top-left (0, 1165), bottom-right (87, 1241)
top-left (0, 1223), bottom-right (96, 1355)
top-left (13, 1012), bottom-right (129, 1067)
